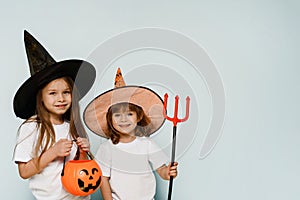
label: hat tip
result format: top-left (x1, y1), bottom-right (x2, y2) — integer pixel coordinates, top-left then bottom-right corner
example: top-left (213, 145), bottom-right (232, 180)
top-left (24, 30), bottom-right (31, 38)
top-left (114, 67), bottom-right (126, 88)
top-left (24, 30), bottom-right (33, 43)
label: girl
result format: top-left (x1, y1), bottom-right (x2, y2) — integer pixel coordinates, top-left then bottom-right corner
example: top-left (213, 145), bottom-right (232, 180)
top-left (13, 30), bottom-right (96, 200)
top-left (84, 68), bottom-right (178, 200)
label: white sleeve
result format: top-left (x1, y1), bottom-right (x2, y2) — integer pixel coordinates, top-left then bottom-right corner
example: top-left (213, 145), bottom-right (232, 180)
top-left (13, 122), bottom-right (38, 163)
top-left (148, 138), bottom-right (169, 170)
top-left (95, 141), bottom-right (112, 177)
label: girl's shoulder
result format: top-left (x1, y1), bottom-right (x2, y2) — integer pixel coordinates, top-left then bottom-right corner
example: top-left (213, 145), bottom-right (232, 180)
top-left (17, 118), bottom-right (39, 142)
top-left (19, 118), bottom-right (39, 130)
top-left (19, 115), bottom-right (38, 125)
top-left (96, 139), bottom-right (113, 155)
top-left (99, 139), bottom-right (113, 148)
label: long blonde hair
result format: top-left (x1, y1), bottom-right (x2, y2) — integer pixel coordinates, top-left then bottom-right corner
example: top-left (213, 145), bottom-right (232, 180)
top-left (16, 77), bottom-right (87, 160)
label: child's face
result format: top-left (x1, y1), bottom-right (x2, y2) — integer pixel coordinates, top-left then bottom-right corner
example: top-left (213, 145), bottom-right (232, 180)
top-left (112, 107), bottom-right (138, 136)
top-left (41, 78), bottom-right (72, 123)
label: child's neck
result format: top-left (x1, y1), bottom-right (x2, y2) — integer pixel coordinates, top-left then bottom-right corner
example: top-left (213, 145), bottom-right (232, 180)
top-left (50, 116), bottom-right (64, 125)
top-left (119, 135), bottom-right (136, 143)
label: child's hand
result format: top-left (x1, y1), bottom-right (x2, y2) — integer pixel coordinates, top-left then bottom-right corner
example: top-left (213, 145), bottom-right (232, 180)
top-left (75, 137), bottom-right (90, 152)
top-left (157, 162), bottom-right (179, 180)
top-left (52, 139), bottom-right (73, 157)
top-left (168, 162), bottom-right (178, 179)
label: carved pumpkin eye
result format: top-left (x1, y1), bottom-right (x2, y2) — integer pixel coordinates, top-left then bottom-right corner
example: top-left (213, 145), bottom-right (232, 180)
top-left (80, 169), bottom-right (89, 175)
top-left (92, 168), bottom-right (98, 174)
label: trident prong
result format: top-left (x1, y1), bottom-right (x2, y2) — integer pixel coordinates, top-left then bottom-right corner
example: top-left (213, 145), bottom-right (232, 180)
top-left (163, 93), bottom-right (190, 126)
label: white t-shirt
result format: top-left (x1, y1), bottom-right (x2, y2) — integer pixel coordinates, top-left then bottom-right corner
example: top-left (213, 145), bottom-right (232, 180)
top-left (14, 121), bottom-right (89, 200)
top-left (95, 137), bottom-right (169, 200)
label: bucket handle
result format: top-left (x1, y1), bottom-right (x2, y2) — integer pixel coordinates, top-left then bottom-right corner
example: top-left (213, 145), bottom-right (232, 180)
top-left (61, 139), bottom-right (94, 176)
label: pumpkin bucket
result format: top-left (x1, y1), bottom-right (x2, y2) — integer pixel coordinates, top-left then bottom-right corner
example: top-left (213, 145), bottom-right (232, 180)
top-left (61, 152), bottom-right (102, 196)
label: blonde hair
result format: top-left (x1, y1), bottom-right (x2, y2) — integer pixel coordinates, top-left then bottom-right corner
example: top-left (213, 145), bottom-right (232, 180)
top-left (15, 77), bottom-right (87, 166)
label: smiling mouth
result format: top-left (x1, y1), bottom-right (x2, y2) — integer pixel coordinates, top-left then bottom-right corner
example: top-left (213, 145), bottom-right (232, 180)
top-left (118, 124), bottom-right (131, 128)
top-left (55, 104), bottom-right (67, 108)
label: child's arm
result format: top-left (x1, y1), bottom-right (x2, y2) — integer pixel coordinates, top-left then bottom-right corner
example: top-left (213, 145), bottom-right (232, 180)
top-left (156, 162), bottom-right (178, 180)
top-left (18, 138), bottom-right (72, 179)
top-left (100, 176), bottom-right (113, 200)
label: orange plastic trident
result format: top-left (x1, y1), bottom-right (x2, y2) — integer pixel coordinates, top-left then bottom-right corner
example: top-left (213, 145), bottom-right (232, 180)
top-left (163, 93), bottom-right (190, 200)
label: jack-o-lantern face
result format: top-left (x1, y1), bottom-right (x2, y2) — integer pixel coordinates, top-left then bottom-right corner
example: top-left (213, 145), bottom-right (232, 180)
top-left (61, 160), bottom-right (102, 196)
top-left (78, 168), bottom-right (101, 192)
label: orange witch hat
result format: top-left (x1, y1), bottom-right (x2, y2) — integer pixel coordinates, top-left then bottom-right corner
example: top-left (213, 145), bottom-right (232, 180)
top-left (83, 68), bottom-right (165, 138)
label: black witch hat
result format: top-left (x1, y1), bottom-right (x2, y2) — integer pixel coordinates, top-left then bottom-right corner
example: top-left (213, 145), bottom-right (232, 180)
top-left (13, 30), bottom-right (96, 119)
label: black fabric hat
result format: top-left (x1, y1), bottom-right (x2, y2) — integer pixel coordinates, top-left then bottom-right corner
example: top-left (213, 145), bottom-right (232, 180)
top-left (13, 30), bottom-right (96, 119)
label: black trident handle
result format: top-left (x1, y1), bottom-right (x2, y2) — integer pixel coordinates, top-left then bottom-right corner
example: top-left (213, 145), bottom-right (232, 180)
top-left (167, 126), bottom-right (177, 200)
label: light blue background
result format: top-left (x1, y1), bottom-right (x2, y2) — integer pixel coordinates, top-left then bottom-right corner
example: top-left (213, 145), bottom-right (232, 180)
top-left (1, 1), bottom-right (299, 199)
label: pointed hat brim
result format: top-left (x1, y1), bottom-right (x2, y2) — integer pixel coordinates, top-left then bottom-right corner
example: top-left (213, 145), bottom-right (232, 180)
top-left (13, 31), bottom-right (96, 119)
top-left (13, 60), bottom-right (96, 119)
top-left (83, 69), bottom-right (165, 138)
